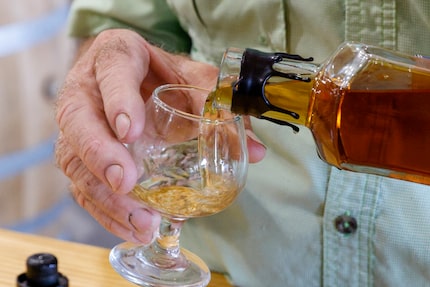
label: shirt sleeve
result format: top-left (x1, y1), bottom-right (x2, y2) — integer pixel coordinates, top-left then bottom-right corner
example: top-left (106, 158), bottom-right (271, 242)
top-left (67, 0), bottom-right (191, 53)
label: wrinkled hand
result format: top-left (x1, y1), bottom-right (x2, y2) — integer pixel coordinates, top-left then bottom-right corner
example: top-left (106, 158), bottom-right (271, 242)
top-left (55, 29), bottom-right (265, 243)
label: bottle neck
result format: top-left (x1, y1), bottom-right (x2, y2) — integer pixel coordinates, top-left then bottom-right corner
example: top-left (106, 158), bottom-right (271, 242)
top-left (215, 48), bottom-right (320, 132)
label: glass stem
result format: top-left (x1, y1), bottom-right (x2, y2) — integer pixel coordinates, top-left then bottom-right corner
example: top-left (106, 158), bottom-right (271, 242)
top-left (149, 217), bottom-right (187, 269)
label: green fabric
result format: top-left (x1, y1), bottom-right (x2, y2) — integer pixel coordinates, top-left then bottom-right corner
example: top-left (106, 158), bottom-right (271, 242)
top-left (67, 1), bottom-right (430, 286)
top-left (68, 0), bottom-right (191, 53)
top-left (166, 0), bottom-right (289, 64)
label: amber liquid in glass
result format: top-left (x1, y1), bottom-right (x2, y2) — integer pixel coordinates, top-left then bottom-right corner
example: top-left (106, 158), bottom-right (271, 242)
top-left (132, 183), bottom-right (238, 218)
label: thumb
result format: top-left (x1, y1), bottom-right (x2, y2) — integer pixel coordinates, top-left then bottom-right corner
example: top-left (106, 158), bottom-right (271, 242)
top-left (243, 116), bottom-right (266, 163)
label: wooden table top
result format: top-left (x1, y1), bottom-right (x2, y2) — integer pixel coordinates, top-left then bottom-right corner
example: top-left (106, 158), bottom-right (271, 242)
top-left (0, 228), bottom-right (232, 287)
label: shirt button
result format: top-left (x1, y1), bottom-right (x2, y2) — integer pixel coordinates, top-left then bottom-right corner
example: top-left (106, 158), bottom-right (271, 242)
top-left (334, 212), bottom-right (358, 234)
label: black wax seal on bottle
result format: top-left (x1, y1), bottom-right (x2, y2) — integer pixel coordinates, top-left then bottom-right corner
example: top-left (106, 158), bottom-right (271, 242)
top-left (17, 253), bottom-right (68, 287)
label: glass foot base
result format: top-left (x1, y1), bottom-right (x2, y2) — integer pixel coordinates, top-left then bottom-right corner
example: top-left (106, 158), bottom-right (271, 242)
top-left (109, 242), bottom-right (211, 287)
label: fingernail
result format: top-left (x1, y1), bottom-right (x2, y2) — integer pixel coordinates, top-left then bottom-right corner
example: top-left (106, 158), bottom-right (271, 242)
top-left (246, 129), bottom-right (266, 149)
top-left (105, 164), bottom-right (123, 191)
top-left (115, 113), bottom-right (131, 140)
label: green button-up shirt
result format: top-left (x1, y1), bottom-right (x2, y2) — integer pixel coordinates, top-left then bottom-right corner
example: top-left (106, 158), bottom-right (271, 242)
top-left (68, 1), bottom-right (430, 286)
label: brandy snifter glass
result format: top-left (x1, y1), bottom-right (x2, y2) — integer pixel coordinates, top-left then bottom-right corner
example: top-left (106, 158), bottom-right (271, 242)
top-left (110, 84), bottom-right (248, 287)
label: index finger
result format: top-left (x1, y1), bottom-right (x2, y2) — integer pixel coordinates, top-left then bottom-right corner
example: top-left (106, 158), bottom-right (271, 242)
top-left (93, 30), bottom-right (150, 143)
top-left (56, 61), bottom-right (138, 194)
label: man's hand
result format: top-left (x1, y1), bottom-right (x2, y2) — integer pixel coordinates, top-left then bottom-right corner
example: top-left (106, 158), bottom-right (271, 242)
top-left (55, 29), bottom-right (265, 243)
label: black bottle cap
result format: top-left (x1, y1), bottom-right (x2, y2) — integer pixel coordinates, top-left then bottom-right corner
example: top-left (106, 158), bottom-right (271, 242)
top-left (17, 253), bottom-right (68, 287)
top-left (233, 48), bottom-right (313, 132)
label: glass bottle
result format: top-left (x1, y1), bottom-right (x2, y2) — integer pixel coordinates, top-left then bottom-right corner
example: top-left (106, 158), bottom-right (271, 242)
top-left (206, 42), bottom-right (430, 185)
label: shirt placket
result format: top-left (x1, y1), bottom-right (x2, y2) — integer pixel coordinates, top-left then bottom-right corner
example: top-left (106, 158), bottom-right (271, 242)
top-left (322, 168), bottom-right (382, 287)
top-left (345, 0), bottom-right (396, 50)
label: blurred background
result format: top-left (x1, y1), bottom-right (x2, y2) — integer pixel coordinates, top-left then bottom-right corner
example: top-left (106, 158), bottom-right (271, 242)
top-left (0, 0), bottom-right (121, 248)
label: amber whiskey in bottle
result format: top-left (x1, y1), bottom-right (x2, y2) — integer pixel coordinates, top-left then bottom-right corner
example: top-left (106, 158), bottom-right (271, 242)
top-left (207, 42), bottom-right (430, 185)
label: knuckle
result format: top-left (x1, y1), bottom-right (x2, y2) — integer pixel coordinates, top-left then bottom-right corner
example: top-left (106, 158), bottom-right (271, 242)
top-left (56, 132), bottom-right (107, 195)
top-left (56, 101), bottom-right (81, 133)
top-left (55, 137), bottom-right (80, 179)
top-left (69, 183), bottom-right (86, 207)
top-left (69, 168), bottom-right (133, 238)
top-left (54, 134), bottom-right (67, 167)
top-left (65, 156), bottom-right (85, 181)
top-left (70, 182), bottom-right (100, 218)
top-left (79, 134), bottom-right (102, 165)
top-left (55, 136), bottom-right (85, 181)
top-left (55, 80), bottom-right (82, 129)
top-left (71, 177), bottom-right (137, 241)
top-left (103, 216), bottom-right (118, 234)
top-left (94, 35), bottom-right (131, 73)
